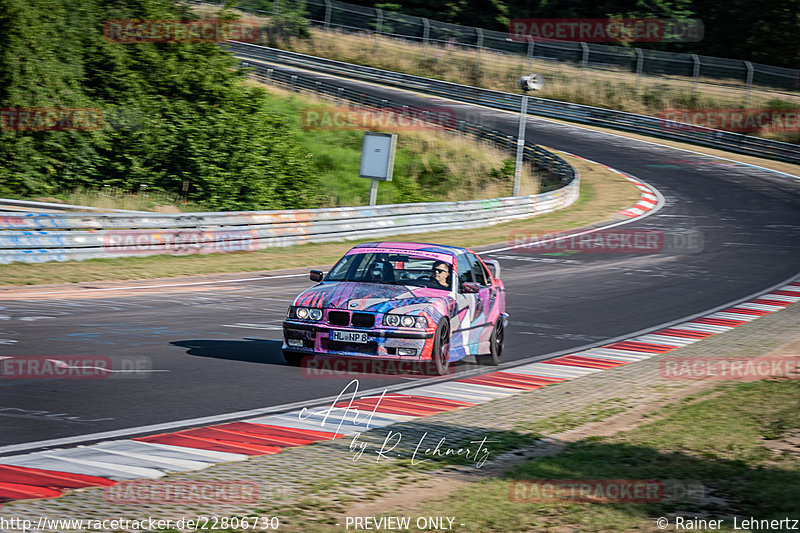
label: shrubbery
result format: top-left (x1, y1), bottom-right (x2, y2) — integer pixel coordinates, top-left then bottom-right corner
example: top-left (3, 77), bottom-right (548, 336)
top-left (0, 0), bottom-right (321, 210)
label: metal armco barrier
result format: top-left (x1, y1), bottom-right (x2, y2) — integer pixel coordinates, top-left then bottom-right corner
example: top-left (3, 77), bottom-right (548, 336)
top-left (0, 64), bottom-right (578, 264)
top-left (226, 41), bottom-right (800, 165)
top-left (0, 188), bottom-right (578, 264)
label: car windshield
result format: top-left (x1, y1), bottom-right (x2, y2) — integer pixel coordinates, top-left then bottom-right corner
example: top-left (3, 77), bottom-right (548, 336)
top-left (326, 252), bottom-right (453, 290)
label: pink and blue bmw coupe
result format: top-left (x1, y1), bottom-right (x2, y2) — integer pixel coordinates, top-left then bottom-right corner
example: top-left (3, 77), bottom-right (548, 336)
top-left (282, 241), bottom-right (507, 375)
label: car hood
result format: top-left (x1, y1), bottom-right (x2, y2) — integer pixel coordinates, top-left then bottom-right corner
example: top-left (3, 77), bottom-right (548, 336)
top-left (292, 281), bottom-right (449, 313)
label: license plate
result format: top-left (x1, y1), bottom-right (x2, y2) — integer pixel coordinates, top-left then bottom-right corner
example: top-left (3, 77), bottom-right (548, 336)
top-left (330, 330), bottom-right (369, 343)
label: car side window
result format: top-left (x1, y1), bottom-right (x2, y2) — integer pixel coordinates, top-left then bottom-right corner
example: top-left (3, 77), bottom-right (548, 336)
top-left (456, 254), bottom-right (473, 287)
top-left (467, 254), bottom-right (490, 286)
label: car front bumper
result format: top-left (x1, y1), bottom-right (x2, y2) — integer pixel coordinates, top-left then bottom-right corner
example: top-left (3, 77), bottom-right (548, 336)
top-left (282, 320), bottom-right (435, 360)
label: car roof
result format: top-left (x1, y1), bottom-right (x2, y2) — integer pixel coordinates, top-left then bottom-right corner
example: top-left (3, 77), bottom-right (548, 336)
top-left (350, 241), bottom-right (469, 257)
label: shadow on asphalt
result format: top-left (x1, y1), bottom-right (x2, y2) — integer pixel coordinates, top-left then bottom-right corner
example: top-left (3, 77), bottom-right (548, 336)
top-left (171, 338), bottom-right (480, 378)
top-left (170, 338), bottom-right (285, 365)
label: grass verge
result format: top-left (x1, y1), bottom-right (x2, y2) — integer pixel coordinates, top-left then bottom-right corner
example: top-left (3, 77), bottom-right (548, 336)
top-left (393, 379), bottom-right (800, 532)
top-left (0, 152), bottom-right (638, 286)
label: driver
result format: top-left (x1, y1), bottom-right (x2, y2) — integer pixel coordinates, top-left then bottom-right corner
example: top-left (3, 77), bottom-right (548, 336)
top-left (431, 261), bottom-right (451, 288)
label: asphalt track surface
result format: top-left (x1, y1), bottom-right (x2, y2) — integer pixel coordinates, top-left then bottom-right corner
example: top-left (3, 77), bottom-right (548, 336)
top-left (2, 62), bottom-right (799, 452)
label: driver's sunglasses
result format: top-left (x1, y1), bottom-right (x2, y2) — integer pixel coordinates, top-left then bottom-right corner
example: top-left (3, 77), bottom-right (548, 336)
top-left (434, 268), bottom-right (449, 275)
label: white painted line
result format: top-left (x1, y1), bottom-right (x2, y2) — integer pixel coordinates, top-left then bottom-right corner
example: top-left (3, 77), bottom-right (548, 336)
top-left (440, 381), bottom-right (519, 396)
top-left (92, 440), bottom-right (245, 464)
top-left (4, 273), bottom-right (307, 298)
top-left (121, 440), bottom-right (249, 462)
top-left (0, 453), bottom-right (164, 480)
top-left (734, 302), bottom-right (786, 311)
top-left (705, 312), bottom-right (760, 321)
top-left (573, 348), bottom-right (655, 361)
top-left (391, 387), bottom-right (489, 403)
top-left (633, 334), bottom-right (698, 346)
top-left (508, 363), bottom-right (592, 378)
top-left (677, 323), bottom-right (733, 333)
top-left (761, 294), bottom-right (800, 302)
top-left (533, 363), bottom-right (602, 375)
top-left (54, 447), bottom-right (205, 472)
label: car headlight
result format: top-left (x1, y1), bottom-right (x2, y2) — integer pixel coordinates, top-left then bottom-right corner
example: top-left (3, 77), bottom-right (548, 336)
top-left (383, 314), bottom-right (427, 328)
top-left (292, 307), bottom-right (322, 321)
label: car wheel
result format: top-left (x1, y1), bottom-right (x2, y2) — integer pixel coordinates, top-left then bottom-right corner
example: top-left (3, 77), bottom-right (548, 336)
top-left (428, 319), bottom-right (451, 375)
top-left (283, 351), bottom-right (304, 366)
top-left (478, 319), bottom-right (504, 366)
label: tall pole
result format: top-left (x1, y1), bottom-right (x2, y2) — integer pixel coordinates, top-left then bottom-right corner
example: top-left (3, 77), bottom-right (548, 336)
top-left (369, 179), bottom-right (378, 206)
top-left (513, 93), bottom-right (529, 197)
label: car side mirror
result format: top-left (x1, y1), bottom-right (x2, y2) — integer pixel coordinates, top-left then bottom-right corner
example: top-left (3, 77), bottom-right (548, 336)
top-left (484, 259), bottom-right (501, 280)
top-left (310, 270), bottom-right (323, 282)
top-left (460, 281), bottom-right (480, 293)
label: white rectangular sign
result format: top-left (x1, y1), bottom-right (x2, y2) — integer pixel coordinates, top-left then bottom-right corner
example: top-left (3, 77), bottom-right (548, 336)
top-left (359, 132), bottom-right (397, 181)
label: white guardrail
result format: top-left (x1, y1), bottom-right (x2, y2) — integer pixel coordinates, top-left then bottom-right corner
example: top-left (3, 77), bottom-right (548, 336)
top-left (0, 188), bottom-right (578, 264)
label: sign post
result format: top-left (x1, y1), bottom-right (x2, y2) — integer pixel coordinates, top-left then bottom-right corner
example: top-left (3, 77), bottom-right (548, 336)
top-left (514, 74), bottom-right (543, 196)
top-left (359, 132), bottom-right (397, 206)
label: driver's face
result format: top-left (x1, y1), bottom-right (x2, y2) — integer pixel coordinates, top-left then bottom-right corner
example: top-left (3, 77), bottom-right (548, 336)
top-left (433, 264), bottom-right (450, 287)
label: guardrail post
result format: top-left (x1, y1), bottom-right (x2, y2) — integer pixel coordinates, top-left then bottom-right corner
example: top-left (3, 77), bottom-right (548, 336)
top-left (580, 42), bottom-right (589, 82)
top-left (267, 68), bottom-right (273, 80)
top-left (337, 87), bottom-right (345, 103)
top-left (634, 48), bottom-right (644, 92)
top-left (691, 54), bottom-right (700, 98)
top-left (526, 37), bottom-right (535, 71)
top-left (513, 94), bottom-right (529, 197)
top-left (744, 60), bottom-right (754, 107)
top-left (375, 8), bottom-right (383, 35)
top-left (422, 18), bottom-right (430, 55)
top-left (290, 74), bottom-right (297, 90)
top-left (374, 8), bottom-right (383, 52)
top-left (476, 28), bottom-right (483, 56)
top-left (324, 0), bottom-right (332, 30)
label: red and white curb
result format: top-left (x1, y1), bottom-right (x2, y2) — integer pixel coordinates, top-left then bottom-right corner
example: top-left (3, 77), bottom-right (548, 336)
top-left (2, 279), bottom-right (798, 504)
top-left (558, 150), bottom-right (660, 219)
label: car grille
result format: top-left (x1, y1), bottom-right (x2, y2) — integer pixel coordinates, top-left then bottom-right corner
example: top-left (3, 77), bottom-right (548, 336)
top-left (326, 311), bottom-right (375, 328)
top-left (351, 313), bottom-right (375, 328)
top-left (327, 311), bottom-right (350, 326)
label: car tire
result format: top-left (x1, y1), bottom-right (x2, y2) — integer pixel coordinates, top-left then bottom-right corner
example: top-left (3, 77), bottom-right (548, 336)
top-left (478, 319), bottom-right (504, 366)
top-left (428, 319), bottom-right (451, 376)
top-left (283, 351), bottom-right (304, 367)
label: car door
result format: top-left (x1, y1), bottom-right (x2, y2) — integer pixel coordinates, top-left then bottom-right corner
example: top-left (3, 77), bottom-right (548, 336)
top-left (451, 253), bottom-right (479, 355)
top-left (466, 253), bottom-right (495, 353)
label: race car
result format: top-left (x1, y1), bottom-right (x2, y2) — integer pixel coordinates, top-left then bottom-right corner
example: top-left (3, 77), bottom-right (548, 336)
top-left (282, 241), bottom-right (508, 375)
